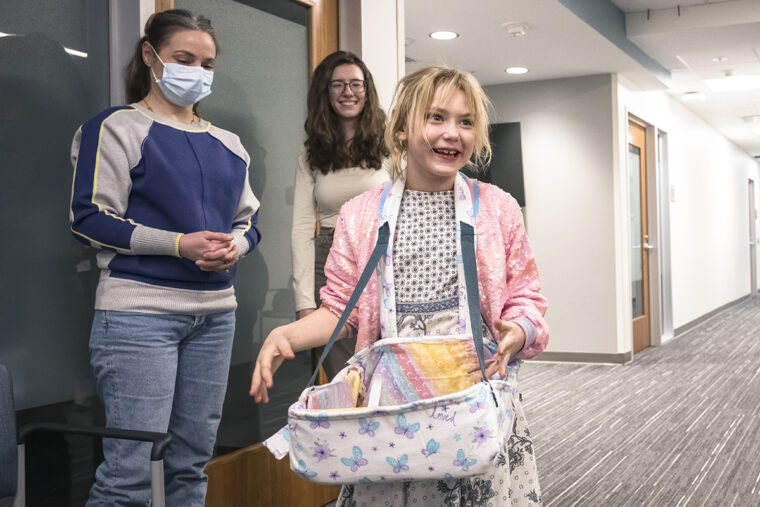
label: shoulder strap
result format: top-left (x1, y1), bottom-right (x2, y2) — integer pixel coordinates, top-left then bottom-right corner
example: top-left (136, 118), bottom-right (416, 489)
top-left (460, 222), bottom-right (487, 383)
top-left (307, 222), bottom-right (390, 388)
top-left (306, 216), bottom-right (496, 407)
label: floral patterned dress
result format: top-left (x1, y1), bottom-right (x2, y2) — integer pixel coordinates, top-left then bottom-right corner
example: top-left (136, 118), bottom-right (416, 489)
top-left (336, 190), bottom-right (541, 507)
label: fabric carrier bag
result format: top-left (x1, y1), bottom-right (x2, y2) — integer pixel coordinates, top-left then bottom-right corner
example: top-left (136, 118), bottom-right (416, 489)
top-left (264, 174), bottom-right (518, 484)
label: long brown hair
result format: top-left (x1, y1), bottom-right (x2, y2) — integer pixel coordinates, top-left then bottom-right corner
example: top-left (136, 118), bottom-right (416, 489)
top-left (305, 51), bottom-right (388, 174)
top-left (125, 9), bottom-right (218, 108)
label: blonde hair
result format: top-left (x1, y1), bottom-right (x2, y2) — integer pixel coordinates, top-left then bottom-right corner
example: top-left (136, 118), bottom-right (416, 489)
top-left (385, 66), bottom-right (492, 179)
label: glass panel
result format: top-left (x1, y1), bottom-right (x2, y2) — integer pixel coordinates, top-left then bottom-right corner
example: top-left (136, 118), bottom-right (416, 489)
top-left (0, 0), bottom-right (111, 503)
top-left (629, 144), bottom-right (644, 319)
top-left (0, 0), bottom-right (110, 408)
top-left (175, 0), bottom-right (310, 451)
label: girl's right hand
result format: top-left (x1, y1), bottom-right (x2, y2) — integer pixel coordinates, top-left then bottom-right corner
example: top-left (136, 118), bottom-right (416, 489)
top-left (249, 328), bottom-right (296, 403)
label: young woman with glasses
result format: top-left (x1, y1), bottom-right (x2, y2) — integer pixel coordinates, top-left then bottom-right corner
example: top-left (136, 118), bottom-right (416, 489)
top-left (291, 51), bottom-right (390, 378)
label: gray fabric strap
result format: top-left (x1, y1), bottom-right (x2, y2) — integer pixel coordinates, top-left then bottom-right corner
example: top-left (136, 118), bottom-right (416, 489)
top-left (460, 222), bottom-right (488, 383)
top-left (306, 220), bottom-right (494, 406)
top-left (307, 222), bottom-right (390, 387)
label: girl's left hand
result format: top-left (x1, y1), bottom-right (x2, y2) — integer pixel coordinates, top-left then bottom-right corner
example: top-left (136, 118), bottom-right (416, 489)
top-left (484, 320), bottom-right (526, 379)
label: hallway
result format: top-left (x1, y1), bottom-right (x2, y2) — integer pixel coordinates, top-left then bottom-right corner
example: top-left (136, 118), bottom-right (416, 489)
top-left (521, 297), bottom-right (760, 506)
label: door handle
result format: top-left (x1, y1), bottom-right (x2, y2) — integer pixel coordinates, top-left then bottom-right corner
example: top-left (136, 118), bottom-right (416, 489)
top-left (643, 243), bottom-right (655, 250)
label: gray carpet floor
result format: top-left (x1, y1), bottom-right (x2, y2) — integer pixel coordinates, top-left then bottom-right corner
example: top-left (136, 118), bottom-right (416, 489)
top-left (520, 297), bottom-right (760, 506)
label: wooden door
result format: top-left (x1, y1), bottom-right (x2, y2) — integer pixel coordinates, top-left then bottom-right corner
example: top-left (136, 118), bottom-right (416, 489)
top-left (628, 121), bottom-right (651, 353)
top-left (205, 444), bottom-right (340, 507)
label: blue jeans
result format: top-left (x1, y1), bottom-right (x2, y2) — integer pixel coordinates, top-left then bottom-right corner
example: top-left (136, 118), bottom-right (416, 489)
top-left (86, 310), bottom-right (235, 507)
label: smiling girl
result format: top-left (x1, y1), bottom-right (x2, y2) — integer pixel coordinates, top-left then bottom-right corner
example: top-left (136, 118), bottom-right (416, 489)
top-left (251, 66), bottom-right (548, 506)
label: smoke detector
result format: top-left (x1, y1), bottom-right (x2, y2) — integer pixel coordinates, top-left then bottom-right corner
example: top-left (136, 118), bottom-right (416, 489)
top-left (502, 22), bottom-right (529, 37)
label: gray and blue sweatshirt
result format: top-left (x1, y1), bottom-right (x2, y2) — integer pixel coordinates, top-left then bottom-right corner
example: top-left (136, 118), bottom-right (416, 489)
top-left (70, 103), bottom-right (261, 314)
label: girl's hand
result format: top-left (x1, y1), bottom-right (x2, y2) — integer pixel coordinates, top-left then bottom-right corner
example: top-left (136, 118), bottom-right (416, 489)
top-left (484, 320), bottom-right (526, 379)
top-left (249, 328), bottom-right (296, 403)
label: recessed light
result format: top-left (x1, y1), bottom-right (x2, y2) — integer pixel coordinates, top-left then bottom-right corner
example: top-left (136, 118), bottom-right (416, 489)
top-left (711, 56), bottom-right (727, 63)
top-left (429, 31), bottom-right (459, 40)
top-left (506, 67), bottom-right (529, 75)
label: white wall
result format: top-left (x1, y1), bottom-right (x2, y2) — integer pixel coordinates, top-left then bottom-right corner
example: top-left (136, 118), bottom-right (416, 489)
top-left (486, 73), bottom-right (760, 356)
top-left (618, 81), bottom-right (760, 329)
top-left (139, 0), bottom-right (153, 34)
top-left (339, 0), bottom-right (405, 111)
top-left (486, 75), bottom-right (622, 355)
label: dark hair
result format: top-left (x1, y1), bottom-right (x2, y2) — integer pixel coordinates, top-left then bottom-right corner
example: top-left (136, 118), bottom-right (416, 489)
top-left (125, 9), bottom-right (218, 105)
top-left (305, 51), bottom-right (389, 174)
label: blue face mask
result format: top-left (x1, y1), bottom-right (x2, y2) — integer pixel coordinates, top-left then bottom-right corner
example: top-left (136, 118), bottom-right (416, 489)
top-left (151, 45), bottom-right (213, 106)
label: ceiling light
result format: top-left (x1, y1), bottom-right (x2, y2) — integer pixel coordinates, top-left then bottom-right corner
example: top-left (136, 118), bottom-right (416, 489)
top-left (0, 31), bottom-right (18, 37)
top-left (705, 74), bottom-right (760, 92)
top-left (506, 67), bottom-right (528, 75)
top-left (429, 31), bottom-right (459, 40)
top-left (711, 56), bottom-right (727, 63)
top-left (680, 91), bottom-right (706, 102)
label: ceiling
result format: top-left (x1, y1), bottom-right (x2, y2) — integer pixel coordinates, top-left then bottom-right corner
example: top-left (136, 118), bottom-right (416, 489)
top-left (404, 0), bottom-right (760, 157)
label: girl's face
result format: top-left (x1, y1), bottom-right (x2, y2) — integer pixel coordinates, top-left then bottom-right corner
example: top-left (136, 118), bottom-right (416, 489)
top-left (400, 87), bottom-right (475, 191)
top-left (144, 29), bottom-right (216, 80)
top-left (328, 64), bottom-right (367, 122)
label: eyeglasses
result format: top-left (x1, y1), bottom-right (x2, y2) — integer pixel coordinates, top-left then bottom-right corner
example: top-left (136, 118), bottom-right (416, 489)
top-left (328, 79), bottom-right (366, 94)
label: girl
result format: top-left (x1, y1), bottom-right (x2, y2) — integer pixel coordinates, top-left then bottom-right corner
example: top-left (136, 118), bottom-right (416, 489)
top-left (251, 66), bottom-right (547, 506)
top-left (292, 51), bottom-right (389, 378)
top-left (70, 9), bottom-right (260, 505)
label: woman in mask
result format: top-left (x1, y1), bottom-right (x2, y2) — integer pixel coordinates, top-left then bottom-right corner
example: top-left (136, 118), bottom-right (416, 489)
top-left (69, 9), bottom-right (260, 505)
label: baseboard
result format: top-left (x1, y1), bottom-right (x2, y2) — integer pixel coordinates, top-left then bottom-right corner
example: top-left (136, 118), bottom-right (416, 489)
top-left (534, 351), bottom-right (632, 364)
top-left (673, 294), bottom-right (751, 337)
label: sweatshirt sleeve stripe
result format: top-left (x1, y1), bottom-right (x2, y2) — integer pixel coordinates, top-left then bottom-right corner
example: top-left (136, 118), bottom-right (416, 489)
top-left (232, 215), bottom-right (252, 234)
top-left (69, 126), bottom-right (82, 224)
top-left (70, 107), bottom-right (140, 253)
top-left (174, 233), bottom-right (183, 258)
top-left (244, 211), bottom-right (261, 250)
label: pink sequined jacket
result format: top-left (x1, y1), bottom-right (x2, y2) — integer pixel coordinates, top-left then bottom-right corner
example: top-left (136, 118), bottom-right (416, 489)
top-left (319, 181), bottom-right (549, 360)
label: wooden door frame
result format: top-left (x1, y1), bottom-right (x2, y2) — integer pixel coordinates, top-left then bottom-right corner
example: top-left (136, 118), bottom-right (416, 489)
top-left (628, 120), bottom-right (651, 354)
top-left (156, 0), bottom-right (338, 72)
